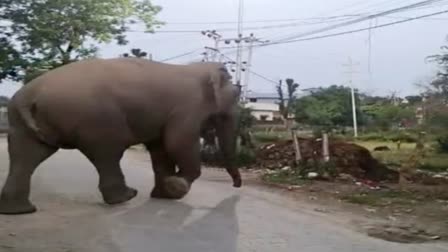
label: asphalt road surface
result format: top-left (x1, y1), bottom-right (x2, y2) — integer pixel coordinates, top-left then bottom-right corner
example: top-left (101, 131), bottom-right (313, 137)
top-left (0, 138), bottom-right (447, 252)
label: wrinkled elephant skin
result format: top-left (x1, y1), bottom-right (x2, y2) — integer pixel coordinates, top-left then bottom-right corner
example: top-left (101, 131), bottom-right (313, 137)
top-left (0, 58), bottom-right (241, 215)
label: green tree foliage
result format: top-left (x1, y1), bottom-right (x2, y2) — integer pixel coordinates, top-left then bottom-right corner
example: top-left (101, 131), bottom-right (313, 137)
top-left (0, 22), bottom-right (23, 81)
top-left (122, 48), bottom-right (151, 59)
top-left (0, 37), bottom-right (22, 81)
top-left (0, 0), bottom-right (163, 83)
top-left (362, 103), bottom-right (414, 130)
top-left (294, 85), bottom-right (362, 127)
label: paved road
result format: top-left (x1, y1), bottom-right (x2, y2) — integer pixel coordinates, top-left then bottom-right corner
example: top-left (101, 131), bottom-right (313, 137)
top-left (0, 139), bottom-right (447, 252)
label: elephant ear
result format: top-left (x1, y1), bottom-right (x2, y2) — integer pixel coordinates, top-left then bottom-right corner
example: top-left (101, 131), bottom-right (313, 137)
top-left (209, 64), bottom-right (238, 113)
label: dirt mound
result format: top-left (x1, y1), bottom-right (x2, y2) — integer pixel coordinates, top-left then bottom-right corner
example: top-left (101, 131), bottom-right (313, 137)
top-left (255, 137), bottom-right (399, 182)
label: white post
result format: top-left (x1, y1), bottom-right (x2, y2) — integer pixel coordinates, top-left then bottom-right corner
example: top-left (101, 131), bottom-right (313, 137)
top-left (351, 86), bottom-right (358, 138)
top-left (344, 57), bottom-right (359, 138)
top-left (290, 121), bottom-right (302, 163)
top-left (322, 133), bottom-right (330, 162)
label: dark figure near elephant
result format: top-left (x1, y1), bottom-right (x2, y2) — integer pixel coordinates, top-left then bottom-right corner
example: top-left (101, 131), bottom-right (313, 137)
top-left (0, 58), bottom-right (242, 215)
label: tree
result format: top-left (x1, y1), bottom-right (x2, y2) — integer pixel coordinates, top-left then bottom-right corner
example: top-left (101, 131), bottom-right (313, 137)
top-left (362, 103), bottom-right (415, 130)
top-left (294, 85), bottom-right (363, 128)
top-left (0, 24), bottom-right (23, 81)
top-left (236, 105), bottom-right (256, 148)
top-left (426, 38), bottom-right (448, 99)
top-left (276, 78), bottom-right (299, 122)
top-left (405, 95), bottom-right (423, 105)
top-left (1, 0), bottom-right (163, 82)
top-left (122, 48), bottom-right (151, 59)
top-left (0, 38), bottom-right (22, 81)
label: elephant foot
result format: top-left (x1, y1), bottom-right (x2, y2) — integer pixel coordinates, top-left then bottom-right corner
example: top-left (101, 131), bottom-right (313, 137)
top-left (0, 197), bottom-right (37, 215)
top-left (101, 185), bottom-right (138, 205)
top-left (158, 176), bottom-right (190, 200)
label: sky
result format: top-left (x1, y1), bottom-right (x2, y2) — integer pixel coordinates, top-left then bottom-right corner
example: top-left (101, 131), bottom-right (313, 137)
top-left (1, 0), bottom-right (447, 98)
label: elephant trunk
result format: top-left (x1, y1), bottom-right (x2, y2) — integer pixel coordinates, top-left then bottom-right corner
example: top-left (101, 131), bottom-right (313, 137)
top-left (216, 115), bottom-right (242, 188)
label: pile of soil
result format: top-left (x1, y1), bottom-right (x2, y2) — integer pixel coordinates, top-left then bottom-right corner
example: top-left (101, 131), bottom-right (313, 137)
top-left (255, 137), bottom-right (399, 182)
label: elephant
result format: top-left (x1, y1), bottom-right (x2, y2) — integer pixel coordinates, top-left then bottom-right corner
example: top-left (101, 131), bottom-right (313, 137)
top-left (0, 58), bottom-right (242, 215)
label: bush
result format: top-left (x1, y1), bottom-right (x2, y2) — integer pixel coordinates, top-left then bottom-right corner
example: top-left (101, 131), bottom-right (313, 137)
top-left (436, 133), bottom-right (448, 153)
top-left (235, 146), bottom-right (256, 167)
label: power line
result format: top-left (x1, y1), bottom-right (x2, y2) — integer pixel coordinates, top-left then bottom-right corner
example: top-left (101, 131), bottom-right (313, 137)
top-left (128, 29), bottom-right (201, 33)
top-left (257, 9), bottom-right (448, 47)
top-left (216, 8), bottom-right (448, 50)
top-left (128, 14), bottom-right (448, 35)
top-left (212, 7), bottom-right (448, 72)
top-left (273, 0), bottom-right (445, 43)
top-left (162, 15), bottom-right (366, 25)
top-left (250, 70), bottom-right (278, 85)
top-left (159, 48), bottom-right (202, 62)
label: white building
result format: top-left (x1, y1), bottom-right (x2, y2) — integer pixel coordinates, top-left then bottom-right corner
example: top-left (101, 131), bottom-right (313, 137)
top-left (245, 102), bottom-right (281, 121)
top-left (244, 92), bottom-right (302, 122)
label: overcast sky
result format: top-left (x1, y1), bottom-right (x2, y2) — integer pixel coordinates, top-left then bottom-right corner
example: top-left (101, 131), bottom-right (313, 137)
top-left (1, 0), bottom-right (447, 97)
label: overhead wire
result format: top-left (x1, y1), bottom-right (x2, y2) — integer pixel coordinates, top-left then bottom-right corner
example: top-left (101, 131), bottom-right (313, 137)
top-left (159, 48), bottom-right (203, 62)
top-left (215, 8), bottom-right (448, 58)
top-left (271, 0), bottom-right (445, 44)
top-left (152, 1), bottom-right (448, 66)
top-left (257, 9), bottom-right (448, 47)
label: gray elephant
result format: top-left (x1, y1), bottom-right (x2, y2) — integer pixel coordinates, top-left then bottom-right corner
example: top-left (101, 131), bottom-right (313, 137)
top-left (0, 58), bottom-right (242, 215)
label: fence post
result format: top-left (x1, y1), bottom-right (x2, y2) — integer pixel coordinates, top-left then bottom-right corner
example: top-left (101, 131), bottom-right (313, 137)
top-left (322, 133), bottom-right (330, 162)
top-left (291, 128), bottom-right (302, 164)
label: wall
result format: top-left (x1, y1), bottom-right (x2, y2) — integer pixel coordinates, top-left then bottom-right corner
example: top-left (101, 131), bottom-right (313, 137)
top-left (0, 106), bottom-right (8, 132)
top-left (251, 111), bottom-right (275, 121)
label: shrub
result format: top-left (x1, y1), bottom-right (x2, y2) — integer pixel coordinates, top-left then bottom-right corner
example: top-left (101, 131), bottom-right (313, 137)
top-left (436, 133), bottom-right (448, 153)
top-left (235, 146), bottom-right (256, 167)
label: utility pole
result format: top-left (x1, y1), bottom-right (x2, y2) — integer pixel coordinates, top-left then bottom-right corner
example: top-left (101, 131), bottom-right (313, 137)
top-left (241, 33), bottom-right (268, 103)
top-left (343, 57), bottom-right (360, 138)
top-left (235, 0), bottom-right (244, 89)
top-left (201, 30), bottom-right (222, 61)
top-left (200, 1), bottom-right (268, 103)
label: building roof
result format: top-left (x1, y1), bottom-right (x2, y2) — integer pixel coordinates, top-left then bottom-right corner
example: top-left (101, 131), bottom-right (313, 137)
top-left (246, 91), bottom-right (305, 100)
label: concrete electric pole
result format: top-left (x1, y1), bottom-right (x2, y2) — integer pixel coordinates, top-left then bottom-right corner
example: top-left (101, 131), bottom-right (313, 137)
top-left (343, 57), bottom-right (360, 138)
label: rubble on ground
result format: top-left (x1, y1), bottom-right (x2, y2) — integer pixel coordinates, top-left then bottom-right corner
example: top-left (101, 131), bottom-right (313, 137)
top-left (253, 137), bottom-right (399, 182)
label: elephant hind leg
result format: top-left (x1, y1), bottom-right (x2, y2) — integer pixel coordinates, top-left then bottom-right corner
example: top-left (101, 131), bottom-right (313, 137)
top-left (0, 131), bottom-right (58, 215)
top-left (80, 147), bottom-right (137, 205)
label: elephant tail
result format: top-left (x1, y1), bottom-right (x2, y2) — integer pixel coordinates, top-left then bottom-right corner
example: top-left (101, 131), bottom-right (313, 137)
top-left (11, 96), bottom-right (58, 147)
top-left (16, 100), bottom-right (40, 134)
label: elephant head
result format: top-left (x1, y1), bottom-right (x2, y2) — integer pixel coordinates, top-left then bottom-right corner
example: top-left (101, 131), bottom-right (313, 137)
top-left (200, 62), bottom-right (242, 188)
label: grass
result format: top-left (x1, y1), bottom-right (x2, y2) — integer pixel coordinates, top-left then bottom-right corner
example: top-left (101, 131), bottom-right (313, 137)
top-left (252, 131), bottom-right (290, 144)
top-left (354, 140), bottom-right (448, 173)
top-left (262, 170), bottom-right (310, 186)
top-left (340, 190), bottom-right (419, 207)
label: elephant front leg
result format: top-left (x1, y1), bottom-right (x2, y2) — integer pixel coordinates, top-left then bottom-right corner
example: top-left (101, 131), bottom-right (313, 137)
top-left (162, 125), bottom-right (202, 199)
top-left (146, 144), bottom-right (180, 199)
